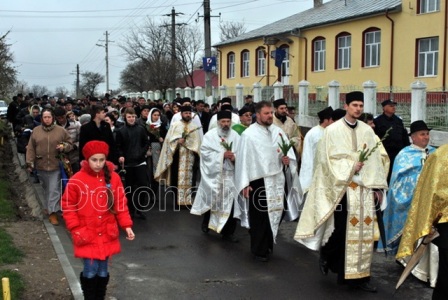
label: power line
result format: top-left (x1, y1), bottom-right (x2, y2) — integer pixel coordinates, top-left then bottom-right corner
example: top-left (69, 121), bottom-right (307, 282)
top-left (0, 3), bottom-right (201, 14)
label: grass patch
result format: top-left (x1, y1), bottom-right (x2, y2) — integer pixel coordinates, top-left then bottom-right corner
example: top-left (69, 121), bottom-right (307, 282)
top-left (0, 269), bottom-right (25, 299)
top-left (0, 179), bottom-right (16, 220)
top-left (0, 228), bottom-right (24, 265)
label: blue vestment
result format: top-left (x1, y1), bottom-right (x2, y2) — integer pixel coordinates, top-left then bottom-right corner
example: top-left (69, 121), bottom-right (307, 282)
top-left (378, 145), bottom-right (435, 254)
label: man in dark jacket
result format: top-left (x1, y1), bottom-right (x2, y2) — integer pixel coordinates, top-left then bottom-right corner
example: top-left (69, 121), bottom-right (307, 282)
top-left (373, 99), bottom-right (410, 183)
top-left (115, 107), bottom-right (150, 220)
top-left (79, 105), bottom-right (118, 165)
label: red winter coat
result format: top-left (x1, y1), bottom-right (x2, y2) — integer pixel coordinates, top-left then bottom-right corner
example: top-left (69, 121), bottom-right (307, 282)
top-left (62, 161), bottom-right (133, 260)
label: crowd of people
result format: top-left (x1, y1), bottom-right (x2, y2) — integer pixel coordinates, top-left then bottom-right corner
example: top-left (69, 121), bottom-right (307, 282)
top-left (5, 90), bottom-right (448, 299)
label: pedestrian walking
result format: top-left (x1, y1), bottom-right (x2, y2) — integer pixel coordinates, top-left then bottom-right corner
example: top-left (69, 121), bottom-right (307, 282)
top-left (61, 140), bottom-right (135, 300)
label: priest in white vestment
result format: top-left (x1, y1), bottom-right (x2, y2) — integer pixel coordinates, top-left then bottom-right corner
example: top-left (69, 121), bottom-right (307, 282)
top-left (208, 102), bottom-right (240, 131)
top-left (235, 101), bottom-right (301, 262)
top-left (155, 106), bottom-right (201, 206)
top-left (298, 106), bottom-right (333, 193)
top-left (294, 92), bottom-right (388, 293)
top-left (191, 111), bottom-right (241, 242)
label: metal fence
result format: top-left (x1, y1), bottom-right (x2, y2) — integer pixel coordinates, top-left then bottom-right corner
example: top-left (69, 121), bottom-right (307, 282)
top-left (209, 84), bottom-right (448, 131)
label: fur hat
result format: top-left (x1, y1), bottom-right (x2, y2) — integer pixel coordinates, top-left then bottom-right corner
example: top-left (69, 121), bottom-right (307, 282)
top-left (82, 141), bottom-right (109, 160)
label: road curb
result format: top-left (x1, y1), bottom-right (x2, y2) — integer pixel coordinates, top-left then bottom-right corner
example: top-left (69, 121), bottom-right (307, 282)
top-left (9, 136), bottom-right (83, 300)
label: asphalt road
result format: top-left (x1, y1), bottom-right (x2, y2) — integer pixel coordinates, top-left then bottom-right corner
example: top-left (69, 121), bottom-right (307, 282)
top-left (51, 189), bottom-right (433, 300)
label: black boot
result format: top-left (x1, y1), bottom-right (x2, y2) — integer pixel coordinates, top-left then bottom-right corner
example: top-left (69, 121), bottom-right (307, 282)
top-left (80, 272), bottom-right (97, 300)
top-left (95, 274), bottom-right (109, 300)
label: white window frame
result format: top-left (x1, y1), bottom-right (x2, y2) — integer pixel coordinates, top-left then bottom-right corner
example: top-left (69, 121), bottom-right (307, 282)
top-left (313, 39), bottom-right (326, 71)
top-left (419, 0), bottom-right (440, 14)
top-left (418, 37), bottom-right (439, 77)
top-left (228, 53), bottom-right (235, 78)
top-left (364, 31), bottom-right (381, 67)
top-left (337, 35), bottom-right (351, 70)
top-left (242, 51), bottom-right (250, 77)
top-left (257, 49), bottom-right (266, 76)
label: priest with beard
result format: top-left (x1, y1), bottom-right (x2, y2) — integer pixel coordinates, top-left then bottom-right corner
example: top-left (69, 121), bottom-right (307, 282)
top-left (191, 111), bottom-right (242, 243)
top-left (235, 101), bottom-right (300, 262)
top-left (155, 106), bottom-right (201, 207)
top-left (272, 99), bottom-right (303, 168)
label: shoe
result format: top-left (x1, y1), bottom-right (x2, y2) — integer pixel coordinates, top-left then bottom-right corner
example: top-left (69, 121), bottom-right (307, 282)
top-left (33, 177), bottom-right (40, 184)
top-left (222, 234), bottom-right (239, 243)
top-left (351, 282), bottom-right (377, 293)
top-left (201, 223), bottom-right (209, 233)
top-left (319, 257), bottom-right (328, 275)
top-left (254, 255), bottom-right (269, 262)
top-left (49, 213), bottom-right (59, 225)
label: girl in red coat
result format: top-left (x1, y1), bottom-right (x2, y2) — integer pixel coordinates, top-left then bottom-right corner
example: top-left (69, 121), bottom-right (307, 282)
top-left (62, 140), bottom-right (135, 300)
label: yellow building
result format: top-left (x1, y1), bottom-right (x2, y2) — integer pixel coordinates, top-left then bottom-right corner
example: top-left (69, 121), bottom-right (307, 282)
top-left (214, 0), bottom-right (446, 91)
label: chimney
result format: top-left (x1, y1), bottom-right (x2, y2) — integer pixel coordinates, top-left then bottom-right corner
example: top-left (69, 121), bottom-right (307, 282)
top-left (314, 0), bottom-right (323, 7)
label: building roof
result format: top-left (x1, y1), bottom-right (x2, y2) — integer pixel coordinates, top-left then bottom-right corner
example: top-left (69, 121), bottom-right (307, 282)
top-left (214, 0), bottom-right (402, 47)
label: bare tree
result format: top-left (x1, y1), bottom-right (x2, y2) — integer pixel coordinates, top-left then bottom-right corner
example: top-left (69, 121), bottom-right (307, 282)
top-left (175, 23), bottom-right (203, 88)
top-left (30, 84), bottom-right (51, 98)
top-left (119, 60), bottom-right (151, 93)
top-left (54, 86), bottom-right (69, 99)
top-left (80, 71), bottom-right (104, 97)
top-left (0, 31), bottom-right (17, 97)
top-left (219, 21), bottom-right (247, 42)
top-left (120, 17), bottom-right (204, 92)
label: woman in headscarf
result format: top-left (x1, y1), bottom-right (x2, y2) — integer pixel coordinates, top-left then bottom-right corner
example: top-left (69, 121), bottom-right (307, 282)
top-left (146, 108), bottom-right (168, 177)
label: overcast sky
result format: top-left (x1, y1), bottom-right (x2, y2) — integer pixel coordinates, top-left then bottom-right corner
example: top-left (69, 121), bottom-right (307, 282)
top-left (0, 0), bottom-right (317, 96)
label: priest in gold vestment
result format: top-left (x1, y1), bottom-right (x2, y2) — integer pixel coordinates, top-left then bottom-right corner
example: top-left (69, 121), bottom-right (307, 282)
top-left (155, 106), bottom-right (201, 206)
top-left (396, 144), bottom-right (448, 299)
top-left (294, 91), bottom-right (388, 293)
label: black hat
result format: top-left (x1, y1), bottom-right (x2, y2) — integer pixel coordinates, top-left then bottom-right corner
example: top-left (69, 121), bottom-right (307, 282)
top-left (180, 105), bottom-right (192, 112)
top-left (273, 98), bottom-right (287, 108)
top-left (381, 99), bottom-right (397, 107)
top-left (180, 97), bottom-right (192, 105)
top-left (331, 108), bottom-right (346, 121)
top-left (317, 106), bottom-right (334, 120)
top-left (238, 106), bottom-right (251, 116)
top-left (220, 104), bottom-right (233, 111)
top-left (345, 91), bottom-right (364, 104)
top-left (409, 120), bottom-right (432, 135)
top-left (221, 97), bottom-right (232, 105)
top-left (217, 110), bottom-right (232, 120)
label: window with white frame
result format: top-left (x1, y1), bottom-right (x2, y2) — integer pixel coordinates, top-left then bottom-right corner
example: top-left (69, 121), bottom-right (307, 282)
top-left (417, 37), bottom-right (438, 77)
top-left (337, 34), bottom-right (351, 70)
top-left (257, 48), bottom-right (266, 76)
top-left (364, 30), bottom-right (381, 67)
top-left (242, 51), bottom-right (250, 77)
top-left (419, 0), bottom-right (440, 14)
top-left (313, 38), bottom-right (326, 71)
top-left (228, 52), bottom-right (235, 78)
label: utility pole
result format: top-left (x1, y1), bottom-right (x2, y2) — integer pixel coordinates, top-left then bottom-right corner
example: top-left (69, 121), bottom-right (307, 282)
top-left (76, 64), bottom-right (80, 98)
top-left (70, 64), bottom-right (80, 98)
top-left (199, 0), bottom-right (220, 99)
top-left (96, 31), bottom-right (112, 94)
top-left (163, 8), bottom-right (185, 97)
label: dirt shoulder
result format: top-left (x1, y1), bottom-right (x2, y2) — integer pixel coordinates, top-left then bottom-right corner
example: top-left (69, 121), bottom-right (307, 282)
top-left (0, 129), bottom-right (73, 300)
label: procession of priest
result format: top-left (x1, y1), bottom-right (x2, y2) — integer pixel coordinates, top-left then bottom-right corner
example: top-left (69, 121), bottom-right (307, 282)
top-left (14, 90), bottom-right (447, 298)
